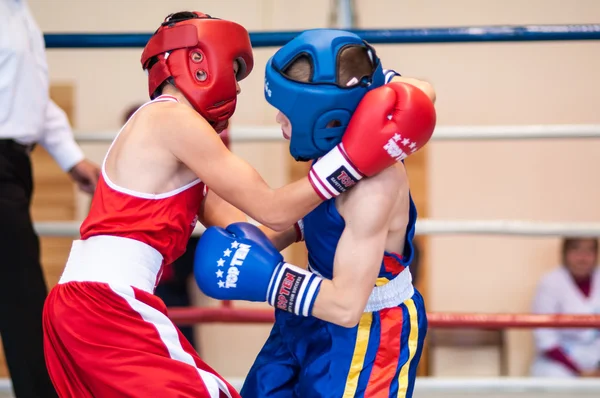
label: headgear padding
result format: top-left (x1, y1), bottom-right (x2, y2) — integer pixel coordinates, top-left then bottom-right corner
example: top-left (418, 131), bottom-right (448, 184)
top-left (141, 12), bottom-right (254, 132)
top-left (264, 29), bottom-right (385, 161)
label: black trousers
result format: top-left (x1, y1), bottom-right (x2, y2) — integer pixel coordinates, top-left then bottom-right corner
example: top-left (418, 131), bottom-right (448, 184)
top-left (0, 140), bottom-right (58, 398)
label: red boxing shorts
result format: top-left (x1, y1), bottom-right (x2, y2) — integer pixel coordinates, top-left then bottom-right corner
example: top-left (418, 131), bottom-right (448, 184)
top-left (42, 236), bottom-right (239, 398)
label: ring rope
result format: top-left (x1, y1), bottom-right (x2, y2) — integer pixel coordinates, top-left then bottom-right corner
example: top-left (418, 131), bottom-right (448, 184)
top-left (73, 124), bottom-right (600, 143)
top-left (165, 307), bottom-right (600, 328)
top-left (33, 219), bottom-right (600, 238)
top-left (43, 24), bottom-right (600, 49)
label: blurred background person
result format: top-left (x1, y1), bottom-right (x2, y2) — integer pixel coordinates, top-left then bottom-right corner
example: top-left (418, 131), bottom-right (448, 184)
top-left (530, 237), bottom-right (600, 377)
top-left (0, 1), bottom-right (99, 396)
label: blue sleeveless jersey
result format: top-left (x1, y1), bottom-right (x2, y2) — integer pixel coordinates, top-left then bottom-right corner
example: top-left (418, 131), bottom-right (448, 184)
top-left (303, 190), bottom-right (417, 280)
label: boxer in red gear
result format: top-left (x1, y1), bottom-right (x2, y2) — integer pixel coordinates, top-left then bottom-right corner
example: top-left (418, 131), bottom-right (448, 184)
top-left (42, 12), bottom-right (432, 397)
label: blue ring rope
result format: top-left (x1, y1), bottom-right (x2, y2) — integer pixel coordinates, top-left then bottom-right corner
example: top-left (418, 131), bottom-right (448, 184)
top-left (44, 24), bottom-right (600, 49)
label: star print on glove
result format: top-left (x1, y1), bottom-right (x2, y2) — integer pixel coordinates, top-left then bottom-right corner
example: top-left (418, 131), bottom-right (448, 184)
top-left (383, 132), bottom-right (419, 162)
top-left (214, 240), bottom-right (252, 289)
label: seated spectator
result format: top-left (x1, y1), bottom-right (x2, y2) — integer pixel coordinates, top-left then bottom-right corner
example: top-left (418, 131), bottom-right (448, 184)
top-left (530, 238), bottom-right (600, 377)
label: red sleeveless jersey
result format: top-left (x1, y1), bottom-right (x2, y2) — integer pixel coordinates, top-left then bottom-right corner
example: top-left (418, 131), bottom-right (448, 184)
top-left (80, 95), bottom-right (206, 266)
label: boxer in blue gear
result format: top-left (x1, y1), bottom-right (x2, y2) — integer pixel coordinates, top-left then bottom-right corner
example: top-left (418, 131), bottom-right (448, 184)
top-left (194, 29), bottom-right (436, 397)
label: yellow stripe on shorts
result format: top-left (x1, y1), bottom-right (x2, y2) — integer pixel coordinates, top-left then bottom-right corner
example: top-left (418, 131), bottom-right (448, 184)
top-left (396, 299), bottom-right (419, 398)
top-left (342, 312), bottom-right (372, 397)
top-left (375, 277), bottom-right (390, 287)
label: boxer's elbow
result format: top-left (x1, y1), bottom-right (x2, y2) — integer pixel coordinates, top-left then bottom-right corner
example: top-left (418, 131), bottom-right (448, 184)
top-left (330, 295), bottom-right (366, 328)
top-left (254, 211), bottom-right (290, 232)
top-left (313, 283), bottom-right (367, 327)
top-left (333, 306), bottom-right (364, 328)
top-left (417, 81), bottom-right (436, 103)
top-left (265, 201), bottom-right (303, 232)
top-left (408, 80), bottom-right (436, 104)
top-left (337, 309), bottom-right (364, 328)
top-left (392, 76), bottom-right (437, 104)
top-left (258, 212), bottom-right (293, 232)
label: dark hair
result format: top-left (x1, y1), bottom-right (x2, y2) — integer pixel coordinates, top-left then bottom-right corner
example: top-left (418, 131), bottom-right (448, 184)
top-left (163, 11), bottom-right (200, 25)
top-left (284, 55), bottom-right (313, 82)
top-left (561, 237), bottom-right (598, 262)
top-left (146, 11), bottom-right (202, 97)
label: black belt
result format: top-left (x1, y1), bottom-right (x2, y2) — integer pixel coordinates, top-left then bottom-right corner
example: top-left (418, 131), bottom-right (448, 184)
top-left (0, 139), bottom-right (36, 155)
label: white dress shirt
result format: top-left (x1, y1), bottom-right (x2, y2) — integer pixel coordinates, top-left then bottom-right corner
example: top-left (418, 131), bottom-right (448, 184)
top-left (0, 0), bottom-right (84, 171)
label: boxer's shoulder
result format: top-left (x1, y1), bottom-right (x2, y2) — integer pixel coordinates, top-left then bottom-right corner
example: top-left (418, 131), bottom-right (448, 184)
top-left (136, 99), bottom-right (213, 144)
top-left (336, 164), bottom-right (404, 219)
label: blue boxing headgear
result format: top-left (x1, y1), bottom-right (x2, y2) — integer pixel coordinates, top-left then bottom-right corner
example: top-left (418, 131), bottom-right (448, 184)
top-left (265, 29), bottom-right (385, 161)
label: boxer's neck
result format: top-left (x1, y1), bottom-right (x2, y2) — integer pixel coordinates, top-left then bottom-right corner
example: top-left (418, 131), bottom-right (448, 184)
top-left (161, 84), bottom-right (193, 109)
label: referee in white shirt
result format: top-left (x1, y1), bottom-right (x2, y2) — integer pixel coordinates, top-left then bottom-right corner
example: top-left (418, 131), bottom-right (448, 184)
top-left (1, 1), bottom-right (99, 396)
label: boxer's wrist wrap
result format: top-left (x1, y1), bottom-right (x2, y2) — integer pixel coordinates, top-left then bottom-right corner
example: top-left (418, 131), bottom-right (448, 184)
top-left (308, 144), bottom-right (363, 200)
top-left (293, 220), bottom-right (304, 242)
top-left (267, 262), bottom-right (322, 317)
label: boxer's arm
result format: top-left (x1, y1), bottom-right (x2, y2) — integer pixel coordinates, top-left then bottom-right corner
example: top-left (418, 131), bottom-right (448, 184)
top-left (167, 83), bottom-right (433, 231)
top-left (164, 105), bottom-right (321, 232)
top-left (198, 187), bottom-right (299, 251)
top-left (391, 76), bottom-right (436, 104)
top-left (310, 166), bottom-right (402, 327)
top-left (258, 225), bottom-right (298, 252)
top-left (198, 188), bottom-right (247, 227)
top-left (194, 168), bottom-right (399, 324)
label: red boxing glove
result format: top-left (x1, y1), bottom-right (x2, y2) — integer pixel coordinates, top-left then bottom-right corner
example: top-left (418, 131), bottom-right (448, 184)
top-left (309, 82), bottom-right (436, 200)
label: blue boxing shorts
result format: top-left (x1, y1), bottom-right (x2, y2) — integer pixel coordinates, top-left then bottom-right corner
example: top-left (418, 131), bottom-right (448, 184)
top-left (241, 286), bottom-right (427, 398)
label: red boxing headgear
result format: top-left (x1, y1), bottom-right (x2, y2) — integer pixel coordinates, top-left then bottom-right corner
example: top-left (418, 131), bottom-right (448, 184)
top-left (141, 12), bottom-right (253, 132)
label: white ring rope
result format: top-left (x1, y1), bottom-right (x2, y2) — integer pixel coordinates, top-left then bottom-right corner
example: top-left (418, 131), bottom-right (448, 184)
top-left (34, 219), bottom-right (600, 238)
top-left (74, 124), bottom-right (600, 143)
top-left (1, 377), bottom-right (600, 395)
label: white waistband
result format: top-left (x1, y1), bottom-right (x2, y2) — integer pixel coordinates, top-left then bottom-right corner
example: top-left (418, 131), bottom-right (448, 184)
top-left (59, 236), bottom-right (164, 294)
top-left (308, 264), bottom-right (414, 312)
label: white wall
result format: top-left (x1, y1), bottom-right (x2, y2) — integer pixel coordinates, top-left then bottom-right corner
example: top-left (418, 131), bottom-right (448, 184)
top-left (29, 0), bottom-right (600, 377)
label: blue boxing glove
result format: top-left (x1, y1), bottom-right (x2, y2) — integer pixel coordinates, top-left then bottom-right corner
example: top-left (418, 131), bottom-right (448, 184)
top-left (194, 222), bottom-right (323, 317)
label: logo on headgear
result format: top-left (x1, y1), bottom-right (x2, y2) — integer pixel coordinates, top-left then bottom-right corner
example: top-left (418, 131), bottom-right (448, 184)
top-left (264, 78), bottom-right (272, 98)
